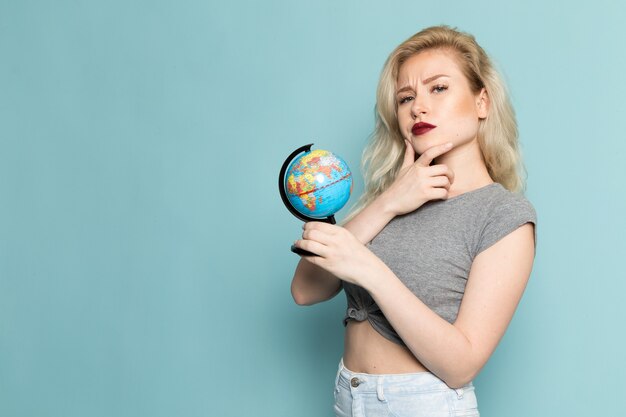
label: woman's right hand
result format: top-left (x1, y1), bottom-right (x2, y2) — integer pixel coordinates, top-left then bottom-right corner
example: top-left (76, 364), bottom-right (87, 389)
top-left (381, 140), bottom-right (456, 216)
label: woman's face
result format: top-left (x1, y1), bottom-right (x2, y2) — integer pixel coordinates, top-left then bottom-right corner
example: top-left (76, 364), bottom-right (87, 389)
top-left (395, 49), bottom-right (488, 155)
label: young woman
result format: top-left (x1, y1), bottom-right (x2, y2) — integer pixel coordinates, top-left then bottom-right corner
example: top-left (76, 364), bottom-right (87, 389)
top-left (291, 25), bottom-right (536, 417)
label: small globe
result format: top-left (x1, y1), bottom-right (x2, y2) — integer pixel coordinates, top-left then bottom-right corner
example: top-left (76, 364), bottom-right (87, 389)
top-left (284, 148), bottom-right (352, 219)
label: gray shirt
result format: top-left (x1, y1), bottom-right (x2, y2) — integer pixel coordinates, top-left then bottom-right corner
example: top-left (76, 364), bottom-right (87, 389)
top-left (342, 182), bottom-right (537, 346)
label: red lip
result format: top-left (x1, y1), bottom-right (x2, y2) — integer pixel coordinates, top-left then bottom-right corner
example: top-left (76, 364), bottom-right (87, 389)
top-left (412, 122), bottom-right (437, 136)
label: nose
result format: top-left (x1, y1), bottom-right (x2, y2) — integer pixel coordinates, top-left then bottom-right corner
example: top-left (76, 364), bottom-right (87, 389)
top-left (410, 95), bottom-right (428, 119)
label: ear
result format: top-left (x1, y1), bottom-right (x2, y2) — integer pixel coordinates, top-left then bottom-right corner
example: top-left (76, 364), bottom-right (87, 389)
top-left (476, 88), bottom-right (489, 119)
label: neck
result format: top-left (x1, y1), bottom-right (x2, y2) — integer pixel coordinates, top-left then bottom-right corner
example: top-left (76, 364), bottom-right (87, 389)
top-left (433, 138), bottom-right (493, 198)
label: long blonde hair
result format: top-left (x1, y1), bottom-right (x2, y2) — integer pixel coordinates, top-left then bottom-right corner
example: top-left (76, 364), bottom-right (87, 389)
top-left (346, 25), bottom-right (525, 221)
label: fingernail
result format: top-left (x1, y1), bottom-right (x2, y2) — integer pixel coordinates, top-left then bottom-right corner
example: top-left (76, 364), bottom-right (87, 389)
top-left (446, 142), bottom-right (453, 148)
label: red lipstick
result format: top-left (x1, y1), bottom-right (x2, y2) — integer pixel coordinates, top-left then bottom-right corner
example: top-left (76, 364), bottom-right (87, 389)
top-left (412, 122), bottom-right (437, 136)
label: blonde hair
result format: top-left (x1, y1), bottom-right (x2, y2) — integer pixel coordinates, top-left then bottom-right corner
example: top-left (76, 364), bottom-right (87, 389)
top-left (346, 25), bottom-right (526, 221)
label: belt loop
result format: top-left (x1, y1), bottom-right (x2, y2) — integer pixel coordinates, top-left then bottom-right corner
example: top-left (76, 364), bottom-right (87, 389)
top-left (454, 386), bottom-right (465, 399)
top-left (335, 359), bottom-right (343, 388)
top-left (376, 377), bottom-right (386, 402)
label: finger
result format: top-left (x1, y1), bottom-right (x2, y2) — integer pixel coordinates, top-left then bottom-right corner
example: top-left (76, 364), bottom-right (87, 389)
top-left (294, 239), bottom-right (328, 258)
top-left (302, 228), bottom-right (335, 245)
top-left (429, 187), bottom-right (449, 200)
top-left (426, 164), bottom-right (455, 184)
top-left (415, 142), bottom-right (454, 167)
top-left (429, 175), bottom-right (451, 189)
top-left (401, 139), bottom-right (416, 170)
top-left (303, 221), bottom-right (341, 235)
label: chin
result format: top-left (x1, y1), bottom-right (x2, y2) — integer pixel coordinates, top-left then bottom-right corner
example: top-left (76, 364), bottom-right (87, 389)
top-left (413, 137), bottom-right (446, 154)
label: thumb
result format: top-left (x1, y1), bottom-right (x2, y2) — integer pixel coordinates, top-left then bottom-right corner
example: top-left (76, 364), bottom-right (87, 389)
top-left (401, 139), bottom-right (416, 170)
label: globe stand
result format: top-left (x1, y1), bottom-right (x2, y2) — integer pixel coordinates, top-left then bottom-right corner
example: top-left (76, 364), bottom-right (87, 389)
top-left (279, 143), bottom-right (337, 256)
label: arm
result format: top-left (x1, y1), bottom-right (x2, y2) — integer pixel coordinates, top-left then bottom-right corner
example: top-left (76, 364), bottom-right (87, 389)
top-left (291, 141), bottom-right (455, 306)
top-left (360, 222), bottom-right (536, 388)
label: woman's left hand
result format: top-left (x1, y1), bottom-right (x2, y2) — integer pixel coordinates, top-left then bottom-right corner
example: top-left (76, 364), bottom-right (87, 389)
top-left (293, 221), bottom-right (385, 288)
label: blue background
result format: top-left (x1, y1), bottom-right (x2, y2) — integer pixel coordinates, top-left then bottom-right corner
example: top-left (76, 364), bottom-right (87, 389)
top-left (1, 1), bottom-right (624, 416)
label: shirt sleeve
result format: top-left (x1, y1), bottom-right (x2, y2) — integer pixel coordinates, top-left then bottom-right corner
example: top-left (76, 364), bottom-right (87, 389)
top-left (475, 196), bottom-right (537, 257)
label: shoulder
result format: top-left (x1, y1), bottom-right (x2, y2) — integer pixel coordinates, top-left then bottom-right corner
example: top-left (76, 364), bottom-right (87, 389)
top-left (484, 183), bottom-right (537, 221)
top-left (473, 183), bottom-right (537, 257)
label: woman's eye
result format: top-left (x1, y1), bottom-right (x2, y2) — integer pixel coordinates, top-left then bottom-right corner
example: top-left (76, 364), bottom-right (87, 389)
top-left (398, 96), bottom-right (414, 104)
top-left (432, 85), bottom-right (448, 94)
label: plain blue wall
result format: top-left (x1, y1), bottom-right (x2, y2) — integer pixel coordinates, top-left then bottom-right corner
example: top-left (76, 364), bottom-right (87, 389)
top-left (1, 1), bottom-right (625, 416)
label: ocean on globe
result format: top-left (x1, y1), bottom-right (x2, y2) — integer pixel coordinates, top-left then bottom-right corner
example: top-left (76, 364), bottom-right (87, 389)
top-left (285, 149), bottom-right (353, 219)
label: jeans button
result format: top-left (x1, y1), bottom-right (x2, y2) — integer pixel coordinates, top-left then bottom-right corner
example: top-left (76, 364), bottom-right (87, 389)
top-left (350, 377), bottom-right (360, 388)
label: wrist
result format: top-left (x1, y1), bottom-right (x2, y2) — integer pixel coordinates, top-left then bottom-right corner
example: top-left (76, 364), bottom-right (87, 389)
top-left (360, 257), bottom-right (393, 294)
top-left (376, 190), bottom-right (401, 218)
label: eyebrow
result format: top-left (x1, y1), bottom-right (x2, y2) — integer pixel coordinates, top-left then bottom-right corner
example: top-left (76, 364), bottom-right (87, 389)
top-left (396, 74), bottom-right (450, 94)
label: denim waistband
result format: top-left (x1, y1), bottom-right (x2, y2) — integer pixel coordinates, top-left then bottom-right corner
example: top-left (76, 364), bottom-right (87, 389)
top-left (336, 358), bottom-right (473, 398)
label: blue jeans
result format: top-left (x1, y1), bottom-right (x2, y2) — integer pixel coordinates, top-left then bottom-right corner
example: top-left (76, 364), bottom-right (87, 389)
top-left (334, 358), bottom-right (480, 417)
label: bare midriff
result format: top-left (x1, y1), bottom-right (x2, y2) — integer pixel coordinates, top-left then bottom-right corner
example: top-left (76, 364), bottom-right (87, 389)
top-left (343, 320), bottom-right (430, 374)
